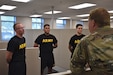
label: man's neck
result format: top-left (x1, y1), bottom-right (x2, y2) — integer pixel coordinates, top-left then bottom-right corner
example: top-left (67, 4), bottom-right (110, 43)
top-left (16, 34), bottom-right (23, 38)
top-left (76, 33), bottom-right (82, 36)
top-left (44, 33), bottom-right (49, 36)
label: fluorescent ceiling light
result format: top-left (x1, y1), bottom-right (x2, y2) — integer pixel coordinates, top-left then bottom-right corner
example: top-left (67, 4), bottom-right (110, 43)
top-left (80, 19), bottom-right (88, 21)
top-left (108, 10), bottom-right (113, 13)
top-left (58, 17), bottom-right (71, 19)
top-left (30, 14), bottom-right (42, 17)
top-left (11, 0), bottom-right (31, 3)
top-left (0, 5), bottom-right (16, 10)
top-left (76, 14), bottom-right (89, 17)
top-left (44, 11), bottom-right (62, 14)
top-left (110, 16), bottom-right (113, 19)
top-left (0, 11), bottom-right (5, 14)
top-left (69, 3), bottom-right (96, 9)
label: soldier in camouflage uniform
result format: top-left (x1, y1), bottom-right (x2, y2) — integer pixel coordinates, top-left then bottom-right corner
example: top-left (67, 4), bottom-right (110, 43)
top-left (70, 8), bottom-right (113, 75)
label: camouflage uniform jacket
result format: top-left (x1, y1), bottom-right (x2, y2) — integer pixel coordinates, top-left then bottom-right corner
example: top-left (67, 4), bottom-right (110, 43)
top-left (70, 26), bottom-right (113, 75)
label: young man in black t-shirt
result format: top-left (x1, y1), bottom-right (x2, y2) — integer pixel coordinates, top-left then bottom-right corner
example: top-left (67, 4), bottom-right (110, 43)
top-left (68, 24), bottom-right (85, 58)
top-left (6, 23), bottom-right (26, 75)
top-left (34, 24), bottom-right (58, 75)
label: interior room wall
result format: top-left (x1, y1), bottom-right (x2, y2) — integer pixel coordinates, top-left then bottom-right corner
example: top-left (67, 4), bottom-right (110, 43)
top-left (44, 18), bottom-right (56, 29)
top-left (13, 16), bottom-right (113, 29)
top-left (16, 16), bottom-right (89, 29)
top-left (0, 16), bottom-right (113, 31)
top-left (0, 49), bottom-right (8, 75)
top-left (0, 41), bottom-right (7, 49)
top-left (16, 16), bottom-right (32, 29)
top-left (65, 19), bottom-right (70, 29)
top-left (83, 22), bottom-right (89, 29)
top-left (110, 21), bottom-right (113, 28)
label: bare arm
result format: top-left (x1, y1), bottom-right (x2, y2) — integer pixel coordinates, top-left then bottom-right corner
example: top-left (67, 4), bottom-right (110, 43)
top-left (68, 44), bottom-right (73, 53)
top-left (34, 43), bottom-right (38, 47)
top-left (53, 43), bottom-right (58, 48)
top-left (6, 51), bottom-right (13, 64)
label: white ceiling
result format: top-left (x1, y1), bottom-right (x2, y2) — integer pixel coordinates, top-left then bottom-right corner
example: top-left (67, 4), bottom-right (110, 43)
top-left (0, 0), bottom-right (113, 20)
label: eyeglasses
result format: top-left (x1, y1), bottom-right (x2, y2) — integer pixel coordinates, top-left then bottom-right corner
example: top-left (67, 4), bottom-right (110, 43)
top-left (15, 27), bottom-right (24, 30)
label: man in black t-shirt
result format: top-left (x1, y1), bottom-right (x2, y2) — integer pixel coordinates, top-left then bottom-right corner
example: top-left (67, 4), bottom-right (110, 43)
top-left (6, 23), bottom-right (26, 75)
top-left (34, 24), bottom-right (58, 75)
top-left (68, 24), bottom-right (85, 58)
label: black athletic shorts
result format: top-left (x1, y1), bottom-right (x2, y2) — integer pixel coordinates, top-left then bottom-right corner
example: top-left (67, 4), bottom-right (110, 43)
top-left (41, 53), bottom-right (55, 72)
top-left (8, 62), bottom-right (26, 75)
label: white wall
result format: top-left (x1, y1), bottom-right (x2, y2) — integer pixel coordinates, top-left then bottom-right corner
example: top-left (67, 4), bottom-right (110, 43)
top-left (16, 16), bottom-right (89, 29)
top-left (16, 16), bottom-right (32, 29)
top-left (1, 16), bottom-right (113, 30)
top-left (110, 21), bottom-right (113, 28)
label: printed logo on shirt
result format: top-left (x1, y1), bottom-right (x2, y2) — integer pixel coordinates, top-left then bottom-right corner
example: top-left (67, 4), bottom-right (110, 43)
top-left (74, 40), bottom-right (80, 44)
top-left (19, 43), bottom-right (26, 49)
top-left (42, 39), bottom-right (53, 43)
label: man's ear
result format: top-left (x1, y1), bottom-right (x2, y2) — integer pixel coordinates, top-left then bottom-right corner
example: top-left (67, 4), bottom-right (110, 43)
top-left (92, 20), bottom-right (98, 29)
top-left (92, 20), bottom-right (95, 27)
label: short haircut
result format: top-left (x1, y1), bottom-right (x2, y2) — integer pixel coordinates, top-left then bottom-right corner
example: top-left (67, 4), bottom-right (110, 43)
top-left (89, 8), bottom-right (110, 27)
top-left (44, 24), bottom-right (50, 28)
top-left (13, 23), bottom-right (18, 31)
top-left (13, 23), bottom-right (21, 31)
top-left (76, 24), bottom-right (83, 28)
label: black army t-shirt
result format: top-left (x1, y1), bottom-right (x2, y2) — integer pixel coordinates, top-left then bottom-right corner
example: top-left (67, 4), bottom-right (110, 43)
top-left (69, 34), bottom-right (85, 54)
top-left (7, 36), bottom-right (26, 62)
top-left (35, 34), bottom-right (57, 57)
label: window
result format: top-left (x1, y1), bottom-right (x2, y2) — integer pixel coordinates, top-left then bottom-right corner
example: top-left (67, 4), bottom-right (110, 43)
top-left (1, 15), bottom-right (16, 41)
top-left (56, 19), bottom-right (66, 29)
top-left (32, 18), bottom-right (44, 29)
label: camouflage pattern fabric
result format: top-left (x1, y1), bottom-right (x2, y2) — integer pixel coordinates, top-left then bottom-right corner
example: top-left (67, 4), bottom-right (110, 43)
top-left (70, 27), bottom-right (113, 75)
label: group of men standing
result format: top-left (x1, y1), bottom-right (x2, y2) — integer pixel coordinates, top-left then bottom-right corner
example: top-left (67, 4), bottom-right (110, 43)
top-left (6, 7), bottom-right (113, 75)
top-left (6, 22), bottom-right (84, 75)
